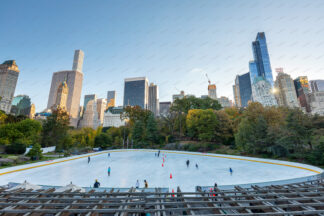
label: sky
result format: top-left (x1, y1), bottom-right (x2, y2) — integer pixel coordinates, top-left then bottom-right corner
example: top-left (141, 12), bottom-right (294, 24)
top-left (1, 0), bottom-right (324, 112)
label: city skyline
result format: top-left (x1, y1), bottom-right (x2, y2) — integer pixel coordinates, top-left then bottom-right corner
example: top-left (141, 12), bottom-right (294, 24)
top-left (1, 0), bottom-right (324, 111)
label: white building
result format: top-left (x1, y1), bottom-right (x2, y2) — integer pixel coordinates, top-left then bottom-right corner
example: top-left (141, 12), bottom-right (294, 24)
top-left (103, 106), bottom-right (127, 128)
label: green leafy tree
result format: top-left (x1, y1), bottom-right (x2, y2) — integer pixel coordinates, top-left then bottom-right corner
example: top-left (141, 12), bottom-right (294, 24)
top-left (186, 109), bottom-right (218, 142)
top-left (41, 108), bottom-right (70, 149)
top-left (146, 113), bottom-right (159, 145)
top-left (171, 96), bottom-right (222, 114)
top-left (132, 120), bottom-right (145, 145)
top-left (94, 133), bottom-right (113, 149)
top-left (27, 143), bottom-right (43, 160)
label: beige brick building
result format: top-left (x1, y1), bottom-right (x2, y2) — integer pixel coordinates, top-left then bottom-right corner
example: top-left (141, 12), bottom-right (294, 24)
top-left (47, 50), bottom-right (84, 127)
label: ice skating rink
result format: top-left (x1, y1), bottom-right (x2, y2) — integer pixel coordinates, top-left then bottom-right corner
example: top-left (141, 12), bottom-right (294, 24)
top-left (0, 150), bottom-right (322, 191)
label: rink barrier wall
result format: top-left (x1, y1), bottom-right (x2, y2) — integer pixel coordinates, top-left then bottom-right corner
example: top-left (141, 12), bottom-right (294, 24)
top-left (7, 182), bottom-right (169, 193)
top-left (197, 172), bottom-right (324, 191)
top-left (0, 149), bottom-right (322, 180)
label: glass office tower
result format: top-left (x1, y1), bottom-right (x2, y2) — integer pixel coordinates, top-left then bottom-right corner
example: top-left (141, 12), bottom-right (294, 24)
top-left (123, 77), bottom-right (149, 109)
top-left (252, 32), bottom-right (274, 87)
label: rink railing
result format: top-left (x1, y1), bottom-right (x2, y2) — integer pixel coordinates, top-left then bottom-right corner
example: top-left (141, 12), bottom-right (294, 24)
top-left (197, 171), bottom-right (324, 191)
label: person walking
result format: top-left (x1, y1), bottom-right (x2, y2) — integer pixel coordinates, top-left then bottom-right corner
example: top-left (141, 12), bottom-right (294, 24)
top-left (108, 167), bottom-right (111, 176)
top-left (94, 179), bottom-right (100, 188)
top-left (144, 180), bottom-right (148, 188)
top-left (136, 180), bottom-right (140, 189)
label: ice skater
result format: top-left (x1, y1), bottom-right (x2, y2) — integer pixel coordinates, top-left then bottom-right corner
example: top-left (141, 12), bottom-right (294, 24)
top-left (229, 167), bottom-right (233, 175)
top-left (94, 179), bottom-right (100, 188)
top-left (108, 166), bottom-right (111, 176)
top-left (88, 156), bottom-right (90, 164)
top-left (136, 180), bottom-right (139, 189)
top-left (158, 150), bottom-right (160, 157)
top-left (108, 153), bottom-right (110, 157)
top-left (186, 160), bottom-right (190, 167)
top-left (213, 183), bottom-right (218, 192)
top-left (144, 180), bottom-right (148, 188)
top-left (195, 163), bottom-right (198, 169)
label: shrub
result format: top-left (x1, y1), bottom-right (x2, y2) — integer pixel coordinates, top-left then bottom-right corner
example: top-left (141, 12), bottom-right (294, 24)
top-left (27, 143), bottom-right (43, 160)
top-left (5, 141), bottom-right (27, 154)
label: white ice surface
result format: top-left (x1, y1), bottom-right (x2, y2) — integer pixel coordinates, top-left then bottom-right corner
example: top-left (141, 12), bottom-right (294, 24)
top-left (0, 149), bottom-right (322, 192)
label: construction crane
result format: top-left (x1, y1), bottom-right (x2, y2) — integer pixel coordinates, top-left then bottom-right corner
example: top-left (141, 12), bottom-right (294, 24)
top-left (205, 73), bottom-right (211, 85)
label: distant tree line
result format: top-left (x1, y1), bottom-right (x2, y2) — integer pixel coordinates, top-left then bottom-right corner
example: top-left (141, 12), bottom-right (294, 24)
top-left (1, 96), bottom-right (323, 166)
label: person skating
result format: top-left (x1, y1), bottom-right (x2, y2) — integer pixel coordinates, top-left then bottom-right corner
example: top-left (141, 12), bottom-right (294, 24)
top-left (186, 160), bottom-right (190, 167)
top-left (88, 156), bottom-right (90, 164)
top-left (136, 180), bottom-right (139, 189)
top-left (195, 163), bottom-right (198, 169)
top-left (229, 167), bottom-right (233, 175)
top-left (158, 150), bottom-right (160, 157)
top-left (94, 179), bottom-right (100, 188)
top-left (144, 180), bottom-right (148, 188)
top-left (108, 167), bottom-right (111, 176)
top-left (108, 153), bottom-right (110, 157)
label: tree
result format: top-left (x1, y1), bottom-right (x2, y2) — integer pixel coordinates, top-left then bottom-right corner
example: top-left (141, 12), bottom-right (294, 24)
top-left (132, 120), bottom-right (145, 145)
top-left (146, 113), bottom-right (159, 145)
top-left (171, 96), bottom-right (222, 114)
top-left (94, 133), bottom-right (113, 149)
top-left (121, 106), bottom-right (152, 126)
top-left (186, 109), bottom-right (218, 142)
top-left (27, 143), bottom-right (43, 160)
top-left (41, 108), bottom-right (70, 149)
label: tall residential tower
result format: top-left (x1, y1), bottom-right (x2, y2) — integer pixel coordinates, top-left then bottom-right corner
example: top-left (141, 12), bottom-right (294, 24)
top-left (249, 32), bottom-right (277, 106)
top-left (148, 83), bottom-right (159, 116)
top-left (0, 60), bottom-right (20, 113)
top-left (47, 50), bottom-right (84, 127)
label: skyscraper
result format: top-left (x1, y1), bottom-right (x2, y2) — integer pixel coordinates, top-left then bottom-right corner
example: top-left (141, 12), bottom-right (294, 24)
top-left (107, 91), bottom-right (116, 108)
top-left (148, 83), bottom-right (159, 116)
top-left (10, 95), bottom-right (32, 116)
top-left (83, 94), bottom-right (97, 113)
top-left (249, 33), bottom-right (277, 106)
top-left (274, 68), bottom-right (299, 108)
top-left (252, 32), bottom-right (274, 87)
top-left (310, 80), bottom-right (324, 92)
top-left (47, 50), bottom-right (84, 127)
top-left (79, 99), bottom-right (100, 129)
top-left (208, 84), bottom-right (217, 100)
top-left (233, 84), bottom-right (241, 107)
top-left (96, 98), bottom-right (107, 125)
top-left (233, 72), bottom-right (252, 108)
top-left (0, 60), bottom-right (20, 113)
top-left (294, 76), bottom-right (310, 112)
top-left (123, 77), bottom-right (149, 109)
top-left (72, 50), bottom-right (84, 72)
